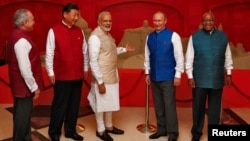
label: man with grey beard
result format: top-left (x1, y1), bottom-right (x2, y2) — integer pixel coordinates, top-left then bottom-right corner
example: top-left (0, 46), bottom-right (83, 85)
top-left (87, 11), bottom-right (134, 141)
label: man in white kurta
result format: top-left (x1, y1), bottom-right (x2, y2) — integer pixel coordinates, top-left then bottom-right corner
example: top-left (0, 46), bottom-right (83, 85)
top-left (88, 32), bottom-right (125, 113)
top-left (88, 11), bottom-right (134, 141)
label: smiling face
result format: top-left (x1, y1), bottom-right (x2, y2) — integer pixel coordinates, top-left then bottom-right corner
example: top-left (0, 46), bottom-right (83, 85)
top-left (98, 11), bottom-right (112, 32)
top-left (63, 9), bottom-right (79, 26)
top-left (202, 12), bottom-right (215, 32)
top-left (153, 12), bottom-right (167, 32)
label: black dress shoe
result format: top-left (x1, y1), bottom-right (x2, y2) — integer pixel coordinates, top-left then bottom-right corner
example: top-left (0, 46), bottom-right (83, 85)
top-left (168, 137), bottom-right (177, 141)
top-left (96, 131), bottom-right (113, 141)
top-left (191, 136), bottom-right (200, 141)
top-left (149, 132), bottom-right (167, 139)
top-left (65, 133), bottom-right (83, 141)
top-left (106, 126), bottom-right (124, 134)
top-left (49, 136), bottom-right (60, 141)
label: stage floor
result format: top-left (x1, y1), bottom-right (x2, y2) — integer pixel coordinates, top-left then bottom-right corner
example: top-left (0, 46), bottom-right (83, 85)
top-left (0, 104), bottom-right (250, 141)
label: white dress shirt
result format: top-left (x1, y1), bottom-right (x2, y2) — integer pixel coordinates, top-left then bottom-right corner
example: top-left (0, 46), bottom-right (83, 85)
top-left (87, 30), bottom-right (126, 113)
top-left (14, 38), bottom-right (38, 92)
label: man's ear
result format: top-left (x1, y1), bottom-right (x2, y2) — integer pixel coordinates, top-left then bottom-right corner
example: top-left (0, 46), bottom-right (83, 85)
top-left (63, 12), bottom-right (67, 19)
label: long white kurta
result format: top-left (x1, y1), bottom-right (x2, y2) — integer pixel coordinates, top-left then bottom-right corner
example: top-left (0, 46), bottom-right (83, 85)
top-left (87, 30), bottom-right (126, 113)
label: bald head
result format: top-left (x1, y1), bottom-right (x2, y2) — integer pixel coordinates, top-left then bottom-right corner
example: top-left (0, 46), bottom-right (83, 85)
top-left (202, 11), bottom-right (215, 22)
top-left (201, 11), bottom-right (216, 32)
top-left (152, 11), bottom-right (167, 31)
top-left (153, 11), bottom-right (167, 21)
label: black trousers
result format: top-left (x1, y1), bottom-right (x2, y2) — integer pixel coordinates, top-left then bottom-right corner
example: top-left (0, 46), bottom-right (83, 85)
top-left (13, 96), bottom-right (33, 141)
top-left (191, 87), bottom-right (223, 138)
top-left (48, 80), bottom-right (83, 137)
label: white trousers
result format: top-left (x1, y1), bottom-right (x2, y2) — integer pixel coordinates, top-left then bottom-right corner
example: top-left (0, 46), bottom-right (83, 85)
top-left (95, 111), bottom-right (113, 132)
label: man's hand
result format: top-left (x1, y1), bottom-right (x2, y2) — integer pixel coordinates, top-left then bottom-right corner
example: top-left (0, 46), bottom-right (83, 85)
top-left (83, 71), bottom-right (88, 80)
top-left (174, 77), bottom-right (181, 86)
top-left (98, 83), bottom-right (106, 94)
top-left (225, 75), bottom-right (232, 87)
top-left (33, 89), bottom-right (40, 100)
top-left (48, 75), bottom-right (55, 85)
top-left (188, 79), bottom-right (195, 88)
top-left (125, 43), bottom-right (135, 52)
top-left (145, 75), bottom-right (151, 85)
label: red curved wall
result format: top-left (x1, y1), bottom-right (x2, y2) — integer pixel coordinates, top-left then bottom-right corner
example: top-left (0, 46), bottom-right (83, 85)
top-left (1, 65), bottom-right (250, 107)
top-left (0, 0), bottom-right (250, 59)
top-left (0, 0), bottom-right (250, 107)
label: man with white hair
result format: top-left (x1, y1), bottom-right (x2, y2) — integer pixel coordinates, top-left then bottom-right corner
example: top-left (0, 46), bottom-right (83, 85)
top-left (88, 11), bottom-right (134, 141)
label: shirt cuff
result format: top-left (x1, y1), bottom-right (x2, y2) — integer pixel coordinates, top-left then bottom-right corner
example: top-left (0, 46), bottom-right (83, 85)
top-left (226, 70), bottom-right (232, 75)
top-left (97, 79), bottom-right (104, 85)
top-left (47, 69), bottom-right (54, 76)
top-left (175, 71), bottom-right (182, 78)
top-left (187, 72), bottom-right (193, 79)
top-left (30, 84), bottom-right (38, 93)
